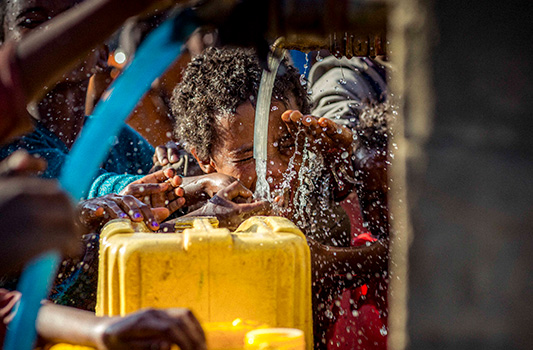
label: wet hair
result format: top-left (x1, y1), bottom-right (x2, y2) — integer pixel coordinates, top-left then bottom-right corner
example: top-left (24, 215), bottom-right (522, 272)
top-left (171, 47), bottom-right (310, 161)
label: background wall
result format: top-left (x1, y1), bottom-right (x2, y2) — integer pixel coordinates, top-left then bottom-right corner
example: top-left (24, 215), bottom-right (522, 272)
top-left (389, 0), bottom-right (533, 349)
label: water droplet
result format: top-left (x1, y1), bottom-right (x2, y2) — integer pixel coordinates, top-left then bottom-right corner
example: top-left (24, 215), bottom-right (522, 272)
top-left (299, 75), bottom-right (307, 86)
top-left (271, 105), bottom-right (279, 111)
top-left (341, 151), bottom-right (349, 159)
top-left (380, 326), bottom-right (388, 336)
top-left (339, 78), bottom-right (347, 85)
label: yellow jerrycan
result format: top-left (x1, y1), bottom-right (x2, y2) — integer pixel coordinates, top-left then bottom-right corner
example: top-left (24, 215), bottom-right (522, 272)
top-left (96, 216), bottom-right (313, 349)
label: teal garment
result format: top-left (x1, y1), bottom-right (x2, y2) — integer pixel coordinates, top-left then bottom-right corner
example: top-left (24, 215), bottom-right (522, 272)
top-left (0, 120), bottom-right (154, 198)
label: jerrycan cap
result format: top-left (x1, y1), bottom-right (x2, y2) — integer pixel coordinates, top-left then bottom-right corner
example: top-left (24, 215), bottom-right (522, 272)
top-left (245, 328), bottom-right (305, 350)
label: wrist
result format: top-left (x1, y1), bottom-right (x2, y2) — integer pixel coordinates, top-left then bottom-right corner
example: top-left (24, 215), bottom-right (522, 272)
top-left (91, 316), bottom-right (116, 350)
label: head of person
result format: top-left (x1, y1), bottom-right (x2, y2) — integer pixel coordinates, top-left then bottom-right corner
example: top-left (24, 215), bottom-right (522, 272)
top-left (0, 0), bottom-right (106, 86)
top-left (172, 47), bottom-right (310, 197)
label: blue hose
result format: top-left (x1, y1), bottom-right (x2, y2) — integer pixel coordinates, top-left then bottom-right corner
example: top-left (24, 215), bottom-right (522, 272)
top-left (4, 9), bottom-right (199, 350)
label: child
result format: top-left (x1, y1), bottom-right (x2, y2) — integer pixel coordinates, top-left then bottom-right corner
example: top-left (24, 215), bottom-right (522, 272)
top-left (170, 47), bottom-right (388, 349)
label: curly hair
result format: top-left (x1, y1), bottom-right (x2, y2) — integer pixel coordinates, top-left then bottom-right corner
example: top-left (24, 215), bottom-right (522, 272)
top-left (171, 47), bottom-right (310, 161)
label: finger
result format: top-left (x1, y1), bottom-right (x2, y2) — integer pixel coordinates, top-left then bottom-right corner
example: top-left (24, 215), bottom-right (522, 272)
top-left (138, 202), bottom-right (160, 231)
top-left (318, 117), bottom-right (354, 148)
top-left (167, 143), bottom-right (181, 163)
top-left (169, 175), bottom-right (182, 188)
top-left (167, 197), bottom-right (186, 214)
top-left (167, 320), bottom-right (194, 350)
top-left (118, 195), bottom-right (145, 222)
top-left (125, 183), bottom-right (170, 197)
top-left (217, 181), bottom-right (253, 201)
top-left (164, 309), bottom-right (206, 347)
top-left (163, 168), bottom-right (176, 180)
top-left (174, 187), bottom-right (184, 197)
top-left (240, 200), bottom-right (271, 216)
top-left (156, 146), bottom-right (169, 166)
top-left (135, 169), bottom-right (173, 184)
top-left (176, 316), bottom-right (206, 350)
top-left (101, 200), bottom-right (129, 220)
top-left (281, 110), bottom-right (301, 136)
top-left (289, 109), bottom-right (304, 123)
top-left (77, 201), bottom-right (106, 226)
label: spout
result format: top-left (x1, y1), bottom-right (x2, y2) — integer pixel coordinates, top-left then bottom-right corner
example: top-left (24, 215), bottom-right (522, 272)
top-left (195, 0), bottom-right (388, 57)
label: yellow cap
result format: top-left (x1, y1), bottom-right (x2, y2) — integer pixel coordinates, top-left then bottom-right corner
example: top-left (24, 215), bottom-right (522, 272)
top-left (245, 328), bottom-right (305, 350)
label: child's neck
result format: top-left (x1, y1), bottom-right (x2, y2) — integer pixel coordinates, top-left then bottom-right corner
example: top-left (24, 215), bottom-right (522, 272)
top-left (36, 81), bottom-right (89, 149)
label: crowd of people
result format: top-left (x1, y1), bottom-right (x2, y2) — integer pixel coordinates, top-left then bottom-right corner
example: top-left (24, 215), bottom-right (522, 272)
top-left (0, 0), bottom-right (391, 349)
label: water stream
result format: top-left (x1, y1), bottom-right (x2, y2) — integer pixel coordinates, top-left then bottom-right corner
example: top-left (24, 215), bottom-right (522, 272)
top-left (253, 52), bottom-right (284, 201)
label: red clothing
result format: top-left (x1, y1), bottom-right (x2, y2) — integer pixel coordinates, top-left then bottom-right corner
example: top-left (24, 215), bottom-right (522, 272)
top-left (0, 289), bottom-right (21, 348)
top-left (0, 41), bottom-right (32, 144)
top-left (325, 196), bottom-right (388, 350)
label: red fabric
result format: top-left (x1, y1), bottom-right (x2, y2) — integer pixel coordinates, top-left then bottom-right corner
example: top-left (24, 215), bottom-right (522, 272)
top-left (327, 196), bottom-right (388, 350)
top-left (0, 41), bottom-right (32, 144)
top-left (0, 289), bottom-right (21, 348)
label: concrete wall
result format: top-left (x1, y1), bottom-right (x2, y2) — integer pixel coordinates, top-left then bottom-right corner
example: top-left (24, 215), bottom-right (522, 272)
top-left (389, 0), bottom-right (533, 349)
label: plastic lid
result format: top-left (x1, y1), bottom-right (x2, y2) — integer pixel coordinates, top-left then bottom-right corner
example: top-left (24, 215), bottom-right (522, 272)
top-left (245, 328), bottom-right (305, 349)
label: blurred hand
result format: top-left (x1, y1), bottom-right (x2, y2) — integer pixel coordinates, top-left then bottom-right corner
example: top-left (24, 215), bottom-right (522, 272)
top-left (77, 194), bottom-right (171, 232)
top-left (0, 177), bottom-right (80, 274)
top-left (0, 150), bottom-right (47, 176)
top-left (152, 141), bottom-right (183, 168)
top-left (96, 308), bottom-right (206, 350)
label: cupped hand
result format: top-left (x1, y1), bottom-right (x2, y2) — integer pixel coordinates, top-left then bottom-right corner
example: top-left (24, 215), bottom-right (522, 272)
top-left (180, 173), bottom-right (238, 207)
top-left (120, 168), bottom-right (185, 214)
top-left (77, 194), bottom-right (171, 232)
top-left (96, 308), bottom-right (206, 350)
top-left (188, 181), bottom-right (271, 230)
top-left (281, 109), bottom-right (355, 158)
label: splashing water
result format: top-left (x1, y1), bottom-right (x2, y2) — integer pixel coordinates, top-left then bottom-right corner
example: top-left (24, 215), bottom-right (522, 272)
top-left (253, 51), bottom-right (284, 200)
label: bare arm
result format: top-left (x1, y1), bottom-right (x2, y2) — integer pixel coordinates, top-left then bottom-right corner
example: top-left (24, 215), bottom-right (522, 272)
top-left (36, 303), bottom-right (206, 350)
top-left (16, 0), bottom-right (178, 102)
top-left (308, 237), bottom-right (389, 288)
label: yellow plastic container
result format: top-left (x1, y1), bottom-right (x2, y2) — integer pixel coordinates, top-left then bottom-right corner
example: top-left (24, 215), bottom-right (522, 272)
top-left (245, 328), bottom-right (305, 350)
top-left (96, 216), bottom-right (312, 349)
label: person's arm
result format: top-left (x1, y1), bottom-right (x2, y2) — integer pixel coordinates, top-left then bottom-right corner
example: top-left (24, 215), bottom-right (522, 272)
top-left (16, 0), bottom-right (183, 103)
top-left (36, 304), bottom-right (206, 350)
top-left (308, 237), bottom-right (389, 291)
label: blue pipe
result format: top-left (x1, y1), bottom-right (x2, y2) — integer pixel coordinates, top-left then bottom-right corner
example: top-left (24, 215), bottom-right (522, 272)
top-left (4, 9), bottom-right (199, 350)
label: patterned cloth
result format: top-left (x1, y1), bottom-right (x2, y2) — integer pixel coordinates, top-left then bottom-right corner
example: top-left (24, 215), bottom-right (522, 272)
top-left (0, 119), bottom-right (154, 198)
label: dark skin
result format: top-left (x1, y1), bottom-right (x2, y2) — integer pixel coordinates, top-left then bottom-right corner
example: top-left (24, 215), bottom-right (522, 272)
top-left (3, 0), bottom-right (186, 230)
top-left (185, 99), bottom-right (388, 347)
top-left (0, 0), bottom-right (184, 142)
top-left (0, 172), bottom-right (80, 275)
top-left (36, 304), bottom-right (206, 350)
top-left (188, 99), bottom-right (389, 284)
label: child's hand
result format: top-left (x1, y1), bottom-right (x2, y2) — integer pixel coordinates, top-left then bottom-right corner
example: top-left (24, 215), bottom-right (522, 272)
top-left (189, 181), bottom-right (271, 230)
top-left (96, 308), bottom-right (206, 350)
top-left (120, 168), bottom-right (185, 214)
top-left (0, 177), bottom-right (81, 273)
top-left (180, 173), bottom-right (238, 208)
top-left (281, 110), bottom-right (357, 199)
top-left (77, 194), bottom-right (170, 232)
top-left (281, 109), bottom-right (355, 159)
top-left (152, 141), bottom-right (183, 168)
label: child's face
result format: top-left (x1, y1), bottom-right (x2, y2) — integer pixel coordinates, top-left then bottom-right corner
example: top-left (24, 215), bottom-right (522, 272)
top-left (3, 0), bottom-right (101, 84)
top-left (208, 98), bottom-right (303, 196)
